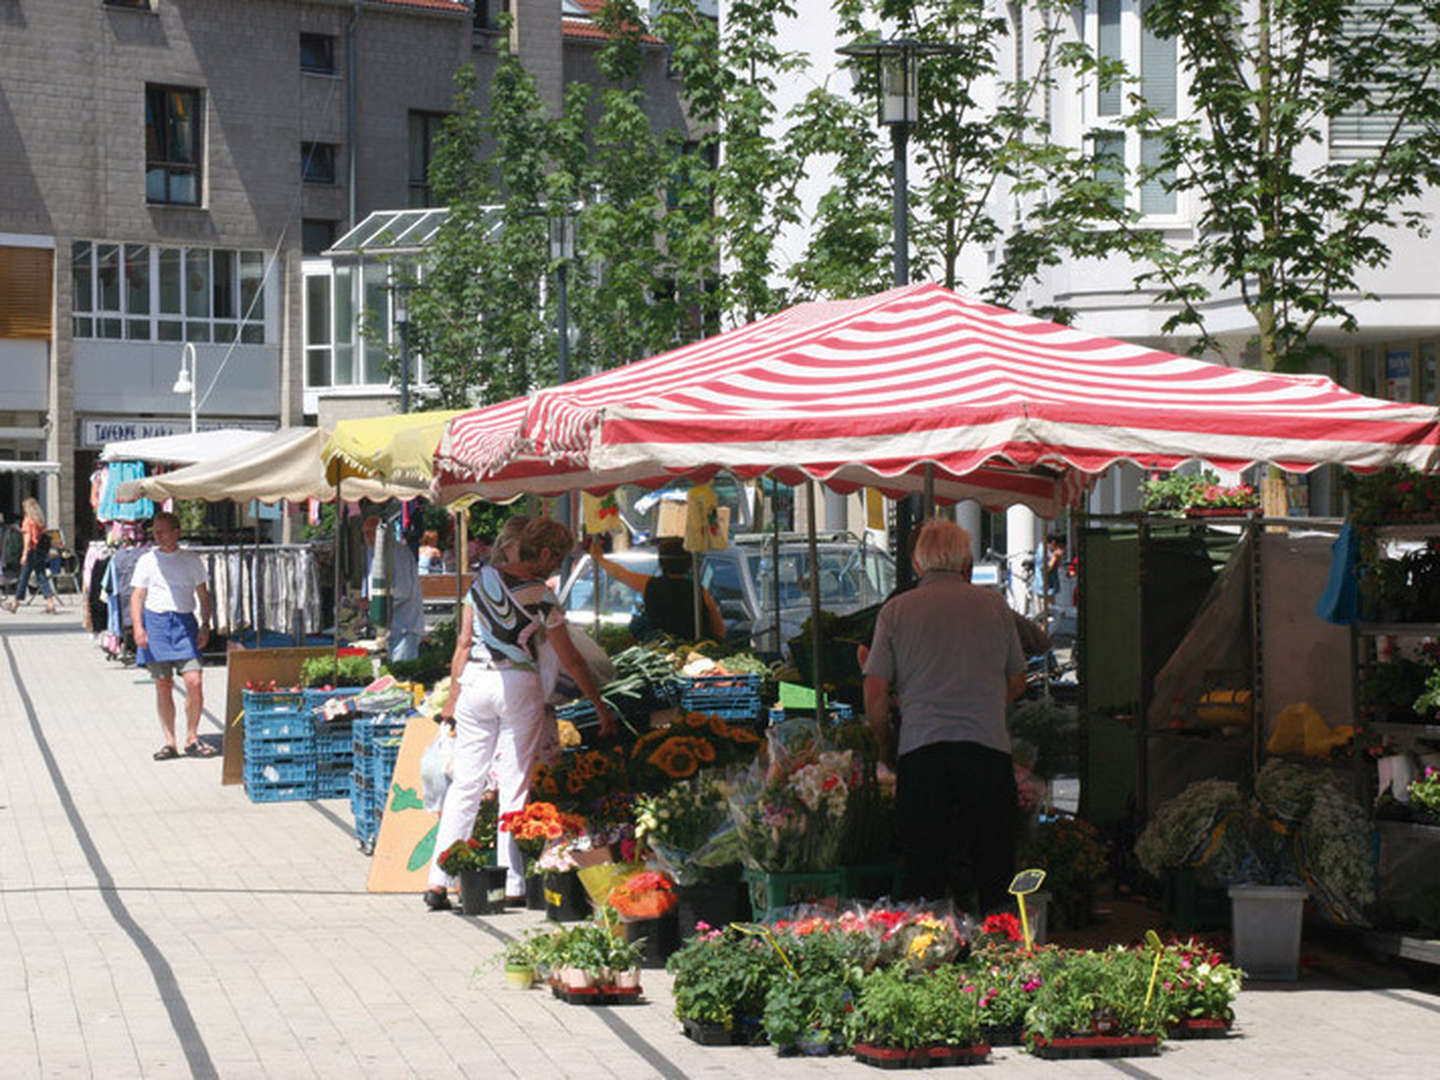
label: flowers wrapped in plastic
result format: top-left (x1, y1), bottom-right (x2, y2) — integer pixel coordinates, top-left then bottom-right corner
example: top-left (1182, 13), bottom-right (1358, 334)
top-left (633, 775), bottom-right (742, 885)
top-left (605, 870), bottom-right (679, 921)
top-left (730, 747), bottom-right (862, 873)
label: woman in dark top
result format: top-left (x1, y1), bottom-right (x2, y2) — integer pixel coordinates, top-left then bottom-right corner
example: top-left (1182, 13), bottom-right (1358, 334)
top-left (589, 536), bottom-right (725, 640)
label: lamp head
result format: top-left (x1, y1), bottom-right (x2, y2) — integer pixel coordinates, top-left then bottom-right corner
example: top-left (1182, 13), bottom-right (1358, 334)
top-left (172, 371), bottom-right (193, 395)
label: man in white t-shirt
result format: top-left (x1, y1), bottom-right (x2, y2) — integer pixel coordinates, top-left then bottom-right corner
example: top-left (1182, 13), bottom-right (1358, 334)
top-left (130, 511), bottom-right (214, 761)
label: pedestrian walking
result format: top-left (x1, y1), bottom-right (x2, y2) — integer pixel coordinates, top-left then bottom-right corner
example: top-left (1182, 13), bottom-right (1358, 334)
top-left (4, 497), bottom-right (57, 615)
top-left (424, 517), bottom-right (616, 910)
top-left (130, 511), bottom-right (214, 760)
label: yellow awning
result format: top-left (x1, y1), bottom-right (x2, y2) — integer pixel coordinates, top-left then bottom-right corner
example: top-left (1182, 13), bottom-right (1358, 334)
top-left (322, 409), bottom-right (463, 485)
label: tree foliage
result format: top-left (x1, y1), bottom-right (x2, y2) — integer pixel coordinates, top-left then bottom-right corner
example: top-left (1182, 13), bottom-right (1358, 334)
top-left (1068, 0), bottom-right (1440, 370)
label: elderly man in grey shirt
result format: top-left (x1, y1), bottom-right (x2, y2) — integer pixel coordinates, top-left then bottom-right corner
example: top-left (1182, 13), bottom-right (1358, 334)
top-left (863, 518), bottom-right (1026, 914)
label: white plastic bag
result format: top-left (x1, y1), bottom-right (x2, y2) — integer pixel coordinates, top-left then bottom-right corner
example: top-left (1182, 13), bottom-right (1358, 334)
top-left (419, 725), bottom-right (454, 812)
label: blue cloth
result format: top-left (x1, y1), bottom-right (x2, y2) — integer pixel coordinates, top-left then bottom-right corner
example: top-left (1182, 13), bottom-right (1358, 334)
top-left (98, 462), bottom-right (154, 522)
top-left (1315, 522), bottom-right (1360, 625)
top-left (135, 610), bottom-right (200, 667)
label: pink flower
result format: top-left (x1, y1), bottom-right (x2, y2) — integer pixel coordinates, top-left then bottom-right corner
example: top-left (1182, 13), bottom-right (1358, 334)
top-left (1023, 978), bottom-right (1041, 993)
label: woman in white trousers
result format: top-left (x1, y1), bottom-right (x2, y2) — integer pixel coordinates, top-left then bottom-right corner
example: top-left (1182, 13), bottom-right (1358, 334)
top-left (424, 518), bottom-right (615, 910)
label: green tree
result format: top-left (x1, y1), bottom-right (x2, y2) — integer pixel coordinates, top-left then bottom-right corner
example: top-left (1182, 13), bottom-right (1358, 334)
top-left (1070, 0), bottom-right (1440, 371)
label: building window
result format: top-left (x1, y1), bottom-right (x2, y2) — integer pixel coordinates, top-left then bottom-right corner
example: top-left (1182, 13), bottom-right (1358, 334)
top-left (408, 112), bottom-right (446, 208)
top-left (1085, 0), bottom-right (1178, 218)
top-left (145, 85), bottom-right (202, 206)
top-left (72, 241), bottom-right (268, 344)
top-left (1330, 6), bottom-right (1440, 160)
top-left (303, 261), bottom-right (425, 389)
top-left (302, 220), bottom-right (336, 256)
top-left (104, 1), bottom-right (152, 9)
top-left (474, 0), bottom-right (509, 34)
top-left (300, 33), bottom-right (336, 75)
top-left (302, 141), bottom-right (337, 184)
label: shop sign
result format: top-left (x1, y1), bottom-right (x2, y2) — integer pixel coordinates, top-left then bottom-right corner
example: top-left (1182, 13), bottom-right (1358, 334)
top-left (78, 418), bottom-right (276, 449)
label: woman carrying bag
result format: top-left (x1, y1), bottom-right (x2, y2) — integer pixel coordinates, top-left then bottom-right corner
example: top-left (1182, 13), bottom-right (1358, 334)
top-left (5, 498), bottom-right (57, 614)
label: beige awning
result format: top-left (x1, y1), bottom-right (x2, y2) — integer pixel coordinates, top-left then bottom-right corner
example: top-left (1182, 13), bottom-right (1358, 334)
top-left (116, 427), bottom-right (424, 504)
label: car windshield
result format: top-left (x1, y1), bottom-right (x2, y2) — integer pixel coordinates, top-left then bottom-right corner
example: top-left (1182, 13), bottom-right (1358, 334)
top-left (563, 554), bottom-right (656, 616)
top-left (745, 548), bottom-right (895, 612)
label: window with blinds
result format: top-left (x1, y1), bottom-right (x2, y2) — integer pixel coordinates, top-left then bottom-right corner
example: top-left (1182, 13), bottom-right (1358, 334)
top-left (0, 247), bottom-right (54, 340)
top-left (1329, 3), bottom-right (1439, 156)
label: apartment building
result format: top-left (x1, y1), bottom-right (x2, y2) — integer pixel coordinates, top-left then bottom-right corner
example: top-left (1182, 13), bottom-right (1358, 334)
top-left (0, 0), bottom-right (693, 547)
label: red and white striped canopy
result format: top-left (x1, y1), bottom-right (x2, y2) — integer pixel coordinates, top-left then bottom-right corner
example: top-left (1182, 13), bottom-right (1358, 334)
top-left (436, 283), bottom-right (1440, 514)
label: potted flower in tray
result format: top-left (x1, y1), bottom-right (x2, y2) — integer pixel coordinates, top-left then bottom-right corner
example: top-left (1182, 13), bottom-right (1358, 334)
top-left (500, 801), bottom-right (578, 910)
top-left (1155, 938), bottom-right (1241, 1038)
top-left (606, 870), bottom-right (682, 968)
top-left (761, 924), bottom-right (866, 1057)
top-left (1408, 766), bottom-right (1440, 824)
top-left (668, 925), bottom-right (784, 1045)
top-left (1023, 947), bottom-right (1163, 1058)
top-left (501, 935), bottom-right (539, 990)
top-left (971, 942), bottom-right (1049, 1047)
top-left (847, 963), bottom-right (989, 1068)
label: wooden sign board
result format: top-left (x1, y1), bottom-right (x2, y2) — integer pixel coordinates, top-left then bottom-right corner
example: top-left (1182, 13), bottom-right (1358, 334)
top-left (655, 502), bottom-right (731, 543)
top-left (221, 646), bottom-right (332, 786)
top-left (366, 714), bottom-right (444, 893)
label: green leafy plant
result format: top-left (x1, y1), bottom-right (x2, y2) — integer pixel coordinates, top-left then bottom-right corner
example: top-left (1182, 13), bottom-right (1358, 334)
top-left (1023, 947), bottom-right (1162, 1042)
top-left (667, 926), bottom-right (782, 1028)
top-left (845, 963), bottom-right (982, 1051)
top-left (299, 654), bottom-right (377, 689)
top-left (970, 946), bottom-right (1051, 1032)
top-left (762, 927), bottom-right (865, 1052)
top-left (1140, 471), bottom-right (1214, 512)
top-left (1409, 766), bottom-right (1440, 820)
top-left (1155, 940), bottom-right (1241, 1025)
top-left (435, 837), bottom-right (493, 876)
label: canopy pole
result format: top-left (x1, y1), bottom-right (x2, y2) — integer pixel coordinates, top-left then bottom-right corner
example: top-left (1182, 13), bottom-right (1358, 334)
top-left (922, 463), bottom-right (935, 519)
top-left (692, 563), bottom-right (703, 641)
top-left (805, 479), bottom-right (825, 723)
top-left (772, 476), bottom-right (782, 658)
top-left (593, 532), bottom-right (601, 639)
top-left (332, 473), bottom-right (342, 675)
top-left (454, 507), bottom-right (467, 620)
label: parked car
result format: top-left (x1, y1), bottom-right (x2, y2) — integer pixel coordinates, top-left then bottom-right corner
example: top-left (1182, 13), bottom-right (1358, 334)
top-left (558, 534), bottom-right (897, 655)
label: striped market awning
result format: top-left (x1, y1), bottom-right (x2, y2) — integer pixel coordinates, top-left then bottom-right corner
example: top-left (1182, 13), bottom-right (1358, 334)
top-left (436, 283), bottom-right (1440, 514)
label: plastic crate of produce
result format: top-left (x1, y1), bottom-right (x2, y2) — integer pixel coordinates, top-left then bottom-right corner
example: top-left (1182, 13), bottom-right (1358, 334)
top-left (241, 689), bottom-right (306, 717)
top-left (245, 779), bottom-right (316, 803)
top-left (681, 673), bottom-right (762, 696)
top-left (303, 688), bottom-right (362, 711)
top-left (244, 757), bottom-right (318, 787)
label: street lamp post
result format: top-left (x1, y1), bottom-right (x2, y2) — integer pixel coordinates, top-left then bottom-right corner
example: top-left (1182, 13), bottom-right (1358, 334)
top-left (394, 288), bottom-right (410, 414)
top-left (836, 37), bottom-right (959, 586)
top-left (173, 342), bottom-right (198, 433)
top-left (550, 209), bottom-right (576, 534)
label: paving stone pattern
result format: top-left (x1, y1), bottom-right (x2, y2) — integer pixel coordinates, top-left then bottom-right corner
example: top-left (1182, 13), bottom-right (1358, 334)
top-left (2, 607), bottom-right (1438, 1077)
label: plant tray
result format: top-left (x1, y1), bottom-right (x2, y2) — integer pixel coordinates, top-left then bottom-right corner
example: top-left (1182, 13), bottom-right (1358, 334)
top-left (1029, 1034), bottom-right (1159, 1060)
top-left (680, 1018), bottom-right (741, 1046)
top-left (1166, 1017), bottom-right (1232, 1040)
top-left (853, 1043), bottom-right (991, 1069)
top-left (549, 982), bottom-right (644, 1006)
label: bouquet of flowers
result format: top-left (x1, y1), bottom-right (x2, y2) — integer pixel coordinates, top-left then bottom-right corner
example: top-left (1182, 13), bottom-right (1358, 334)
top-left (606, 870), bottom-right (678, 920)
top-left (628, 712), bottom-right (763, 792)
top-left (500, 801), bottom-right (586, 875)
top-left (634, 775), bottom-right (741, 885)
top-left (730, 750), bottom-right (862, 873)
top-left (530, 746), bottom-right (629, 814)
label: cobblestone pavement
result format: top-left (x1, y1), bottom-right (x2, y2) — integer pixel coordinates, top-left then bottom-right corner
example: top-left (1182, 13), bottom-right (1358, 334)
top-left (3, 604), bottom-right (1439, 1078)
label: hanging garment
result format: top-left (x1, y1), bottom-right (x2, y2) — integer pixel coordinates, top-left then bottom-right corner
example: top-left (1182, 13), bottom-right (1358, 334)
top-left (97, 462), bottom-right (154, 522)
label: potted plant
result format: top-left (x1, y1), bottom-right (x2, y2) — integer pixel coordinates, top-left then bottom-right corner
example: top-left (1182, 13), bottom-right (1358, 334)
top-left (668, 926), bottom-right (783, 1045)
top-left (761, 928), bottom-right (864, 1057)
top-left (972, 940), bottom-right (1047, 1046)
top-left (1155, 939), bottom-right (1242, 1037)
top-left (607, 870), bottom-right (681, 968)
top-left (634, 776), bottom-right (750, 933)
top-left (1135, 780), bottom-right (1244, 933)
top-left (502, 936), bottom-right (538, 990)
top-left (500, 801), bottom-right (574, 911)
top-left (846, 963), bottom-right (988, 1067)
top-left (436, 837), bottom-right (504, 917)
top-left (1023, 947), bottom-right (1162, 1058)
top-left (1408, 765), bottom-right (1440, 823)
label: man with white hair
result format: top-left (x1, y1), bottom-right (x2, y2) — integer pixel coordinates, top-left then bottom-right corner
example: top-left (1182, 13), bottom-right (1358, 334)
top-left (863, 518), bottom-right (1026, 914)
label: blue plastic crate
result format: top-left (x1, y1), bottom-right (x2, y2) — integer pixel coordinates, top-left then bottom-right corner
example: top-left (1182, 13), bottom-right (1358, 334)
top-left (245, 779), bottom-right (316, 803)
top-left (303, 688), bottom-right (362, 711)
top-left (314, 725), bottom-right (354, 757)
top-left (695, 705), bottom-right (762, 724)
top-left (313, 773), bottom-right (352, 799)
top-left (244, 737), bottom-right (316, 762)
top-left (244, 710), bottom-right (316, 741)
top-left (244, 757), bottom-right (318, 787)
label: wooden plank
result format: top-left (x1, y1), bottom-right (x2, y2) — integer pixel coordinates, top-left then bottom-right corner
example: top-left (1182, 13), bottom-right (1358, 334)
top-left (221, 646), bottom-right (332, 786)
top-left (365, 714), bottom-right (443, 893)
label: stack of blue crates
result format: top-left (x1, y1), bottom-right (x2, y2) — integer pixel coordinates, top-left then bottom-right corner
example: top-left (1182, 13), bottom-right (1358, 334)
top-left (242, 691), bottom-right (316, 802)
top-left (242, 689), bottom-right (361, 803)
top-left (679, 673), bottom-right (764, 724)
top-left (351, 712), bottom-right (409, 853)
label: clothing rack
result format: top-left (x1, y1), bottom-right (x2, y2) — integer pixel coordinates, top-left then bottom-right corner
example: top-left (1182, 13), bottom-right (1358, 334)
top-left (189, 541), bottom-right (325, 644)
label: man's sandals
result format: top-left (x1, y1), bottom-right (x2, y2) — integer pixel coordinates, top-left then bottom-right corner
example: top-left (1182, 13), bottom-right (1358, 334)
top-left (153, 742), bottom-right (217, 761)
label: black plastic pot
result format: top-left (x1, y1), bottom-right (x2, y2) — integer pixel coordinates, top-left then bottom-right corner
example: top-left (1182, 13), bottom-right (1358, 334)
top-left (544, 869), bottom-right (589, 922)
top-left (525, 873), bottom-right (546, 911)
top-left (623, 910), bottom-right (681, 968)
top-left (459, 866), bottom-right (508, 916)
top-left (676, 880), bottom-right (750, 936)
